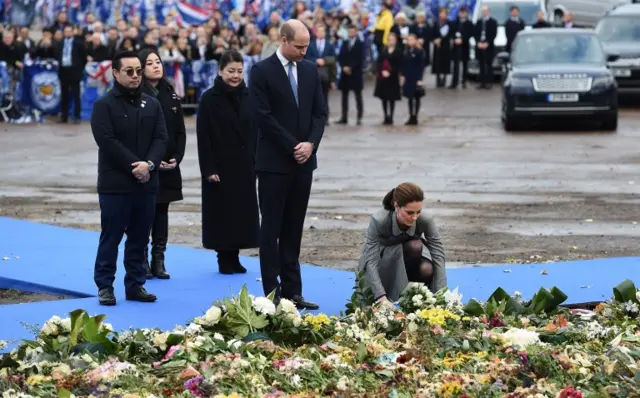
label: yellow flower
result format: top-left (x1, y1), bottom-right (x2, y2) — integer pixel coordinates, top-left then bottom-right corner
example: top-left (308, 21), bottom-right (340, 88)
top-left (26, 375), bottom-right (51, 385)
top-left (214, 394), bottom-right (241, 398)
top-left (437, 380), bottom-right (463, 398)
top-left (416, 308), bottom-right (460, 326)
top-left (303, 314), bottom-right (331, 331)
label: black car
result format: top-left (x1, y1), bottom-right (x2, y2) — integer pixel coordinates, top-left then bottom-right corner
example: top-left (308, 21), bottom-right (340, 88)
top-left (595, 4), bottom-right (640, 95)
top-left (499, 29), bottom-right (619, 132)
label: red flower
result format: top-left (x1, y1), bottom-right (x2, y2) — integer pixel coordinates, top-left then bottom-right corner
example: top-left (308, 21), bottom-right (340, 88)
top-left (488, 316), bottom-right (505, 328)
top-left (559, 387), bottom-right (583, 398)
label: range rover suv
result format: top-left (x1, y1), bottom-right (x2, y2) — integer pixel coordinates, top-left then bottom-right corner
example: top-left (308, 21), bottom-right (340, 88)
top-left (499, 29), bottom-right (618, 131)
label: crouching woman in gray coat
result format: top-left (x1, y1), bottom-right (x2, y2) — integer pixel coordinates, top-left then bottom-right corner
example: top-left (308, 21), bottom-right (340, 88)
top-left (358, 182), bottom-right (447, 303)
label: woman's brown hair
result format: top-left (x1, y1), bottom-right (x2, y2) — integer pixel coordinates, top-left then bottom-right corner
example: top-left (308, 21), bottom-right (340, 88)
top-left (382, 182), bottom-right (424, 211)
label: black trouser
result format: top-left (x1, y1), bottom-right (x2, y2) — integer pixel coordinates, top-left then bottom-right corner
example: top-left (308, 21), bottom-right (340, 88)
top-left (340, 89), bottom-right (363, 121)
top-left (151, 202), bottom-right (169, 248)
top-left (408, 98), bottom-right (421, 117)
top-left (257, 171), bottom-right (313, 298)
top-left (94, 193), bottom-right (155, 292)
top-left (59, 71), bottom-right (81, 121)
top-left (321, 80), bottom-right (330, 115)
top-left (451, 54), bottom-right (469, 87)
top-left (477, 47), bottom-right (494, 86)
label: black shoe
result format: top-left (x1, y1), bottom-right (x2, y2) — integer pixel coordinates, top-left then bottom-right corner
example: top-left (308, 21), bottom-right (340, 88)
top-left (151, 240), bottom-right (170, 279)
top-left (125, 286), bottom-right (157, 302)
top-left (335, 119), bottom-right (347, 124)
top-left (232, 258), bottom-right (247, 274)
top-left (217, 251), bottom-right (237, 275)
top-left (448, 85), bottom-right (457, 89)
top-left (73, 119), bottom-right (81, 125)
top-left (143, 245), bottom-right (153, 279)
top-left (98, 287), bottom-right (116, 306)
top-left (290, 295), bottom-right (319, 310)
top-left (462, 82), bottom-right (467, 89)
top-left (383, 116), bottom-right (392, 125)
top-left (356, 119), bottom-right (362, 126)
top-left (57, 119), bottom-right (67, 124)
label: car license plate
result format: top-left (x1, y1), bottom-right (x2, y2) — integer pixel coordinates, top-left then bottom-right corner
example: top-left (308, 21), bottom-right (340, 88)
top-left (613, 69), bottom-right (631, 77)
top-left (547, 93), bottom-right (579, 102)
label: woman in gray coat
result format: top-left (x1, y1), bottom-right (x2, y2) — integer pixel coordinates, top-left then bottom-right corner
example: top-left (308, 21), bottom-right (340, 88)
top-left (358, 182), bottom-right (447, 303)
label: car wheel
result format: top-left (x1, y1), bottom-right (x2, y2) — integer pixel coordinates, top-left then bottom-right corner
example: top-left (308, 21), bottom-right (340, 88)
top-left (601, 113), bottom-right (618, 131)
top-left (502, 114), bottom-right (519, 132)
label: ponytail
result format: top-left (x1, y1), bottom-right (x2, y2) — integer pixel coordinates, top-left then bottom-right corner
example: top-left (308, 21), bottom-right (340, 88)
top-left (382, 183), bottom-right (424, 211)
top-left (382, 188), bottom-right (396, 211)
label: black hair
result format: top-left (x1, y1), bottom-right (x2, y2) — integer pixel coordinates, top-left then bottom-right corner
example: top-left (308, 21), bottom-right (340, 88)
top-left (112, 50), bottom-right (139, 70)
top-left (510, 6), bottom-right (519, 11)
top-left (219, 50), bottom-right (244, 71)
top-left (138, 48), bottom-right (171, 86)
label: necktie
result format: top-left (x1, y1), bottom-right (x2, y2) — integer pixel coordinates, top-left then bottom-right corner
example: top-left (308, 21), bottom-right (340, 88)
top-left (288, 62), bottom-right (298, 106)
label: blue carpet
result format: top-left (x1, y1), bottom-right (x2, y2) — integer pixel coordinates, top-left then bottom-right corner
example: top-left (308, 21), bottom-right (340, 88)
top-left (1, 217), bottom-right (639, 352)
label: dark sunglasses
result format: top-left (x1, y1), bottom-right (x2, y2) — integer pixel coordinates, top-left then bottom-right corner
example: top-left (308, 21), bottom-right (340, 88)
top-left (121, 68), bottom-right (143, 77)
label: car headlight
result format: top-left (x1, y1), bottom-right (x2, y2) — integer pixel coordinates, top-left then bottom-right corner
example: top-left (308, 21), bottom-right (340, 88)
top-left (505, 76), bottom-right (532, 88)
top-left (592, 76), bottom-right (615, 89)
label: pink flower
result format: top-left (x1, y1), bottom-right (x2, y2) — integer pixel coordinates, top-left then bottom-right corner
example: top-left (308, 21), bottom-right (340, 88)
top-left (153, 345), bottom-right (184, 368)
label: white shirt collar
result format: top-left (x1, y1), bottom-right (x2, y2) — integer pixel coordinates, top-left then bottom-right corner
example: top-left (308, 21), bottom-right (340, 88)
top-left (276, 48), bottom-right (294, 67)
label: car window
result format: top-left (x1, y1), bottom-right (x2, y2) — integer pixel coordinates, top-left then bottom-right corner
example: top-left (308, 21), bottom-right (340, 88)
top-left (512, 34), bottom-right (606, 64)
top-left (595, 17), bottom-right (640, 42)
top-left (479, 2), bottom-right (543, 25)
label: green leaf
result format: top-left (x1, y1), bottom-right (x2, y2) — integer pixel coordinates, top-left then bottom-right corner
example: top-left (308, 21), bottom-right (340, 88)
top-left (224, 285), bottom-right (269, 338)
top-left (58, 388), bottom-right (73, 398)
top-left (69, 309), bottom-right (86, 346)
top-left (243, 332), bottom-right (272, 343)
top-left (488, 287), bottom-right (511, 304)
top-left (613, 279), bottom-right (638, 304)
top-left (546, 287), bottom-right (568, 310)
top-left (71, 342), bottom-right (107, 356)
top-left (504, 298), bottom-right (526, 316)
top-left (463, 299), bottom-right (485, 316)
top-left (356, 343), bottom-right (368, 362)
top-left (166, 334), bottom-right (184, 347)
top-left (81, 313), bottom-right (101, 343)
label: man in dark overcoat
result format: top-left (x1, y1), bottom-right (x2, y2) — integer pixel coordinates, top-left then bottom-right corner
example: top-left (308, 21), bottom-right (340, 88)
top-left (335, 25), bottom-right (364, 126)
top-left (450, 7), bottom-right (474, 89)
top-left (90, 50), bottom-right (168, 306)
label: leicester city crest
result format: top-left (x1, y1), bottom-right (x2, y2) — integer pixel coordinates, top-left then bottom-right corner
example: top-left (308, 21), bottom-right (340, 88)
top-left (31, 71), bottom-right (61, 112)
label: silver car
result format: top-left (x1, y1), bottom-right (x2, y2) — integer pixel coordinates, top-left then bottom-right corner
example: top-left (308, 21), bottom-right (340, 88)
top-left (545, 0), bottom-right (635, 27)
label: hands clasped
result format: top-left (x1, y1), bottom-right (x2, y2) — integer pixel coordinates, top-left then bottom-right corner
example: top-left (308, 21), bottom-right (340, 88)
top-left (160, 158), bottom-right (177, 170)
top-left (294, 142), bottom-right (313, 164)
top-left (131, 161), bottom-right (150, 183)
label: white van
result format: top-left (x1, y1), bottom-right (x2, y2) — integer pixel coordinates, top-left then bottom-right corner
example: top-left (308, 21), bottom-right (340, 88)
top-left (468, 0), bottom-right (546, 77)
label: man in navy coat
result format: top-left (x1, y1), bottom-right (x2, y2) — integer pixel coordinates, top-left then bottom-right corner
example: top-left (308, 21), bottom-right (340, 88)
top-left (305, 24), bottom-right (336, 120)
top-left (249, 19), bottom-right (328, 309)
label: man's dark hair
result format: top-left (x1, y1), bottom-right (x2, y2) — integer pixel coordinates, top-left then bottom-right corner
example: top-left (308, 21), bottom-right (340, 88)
top-left (112, 50), bottom-right (139, 70)
top-left (459, 7), bottom-right (468, 12)
top-left (219, 50), bottom-right (244, 70)
top-left (510, 6), bottom-right (519, 11)
top-left (347, 24), bottom-right (356, 30)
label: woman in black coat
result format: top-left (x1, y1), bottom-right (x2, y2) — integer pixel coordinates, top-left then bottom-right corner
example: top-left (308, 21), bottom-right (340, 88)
top-left (401, 34), bottom-right (426, 126)
top-left (139, 48), bottom-right (187, 279)
top-left (431, 7), bottom-right (453, 88)
top-left (196, 50), bottom-right (259, 274)
top-left (373, 32), bottom-right (402, 125)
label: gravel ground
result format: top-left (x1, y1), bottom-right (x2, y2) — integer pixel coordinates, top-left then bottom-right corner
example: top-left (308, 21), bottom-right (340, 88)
top-left (2, 80), bottom-right (640, 304)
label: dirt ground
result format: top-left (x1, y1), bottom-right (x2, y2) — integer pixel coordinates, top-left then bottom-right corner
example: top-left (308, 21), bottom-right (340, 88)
top-left (1, 80), bottom-right (640, 304)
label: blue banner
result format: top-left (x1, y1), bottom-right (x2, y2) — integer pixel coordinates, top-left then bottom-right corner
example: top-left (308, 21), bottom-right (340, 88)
top-left (21, 61), bottom-right (63, 115)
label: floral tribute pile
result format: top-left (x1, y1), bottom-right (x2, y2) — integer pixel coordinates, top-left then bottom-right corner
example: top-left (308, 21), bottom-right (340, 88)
top-left (1, 275), bottom-right (640, 398)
